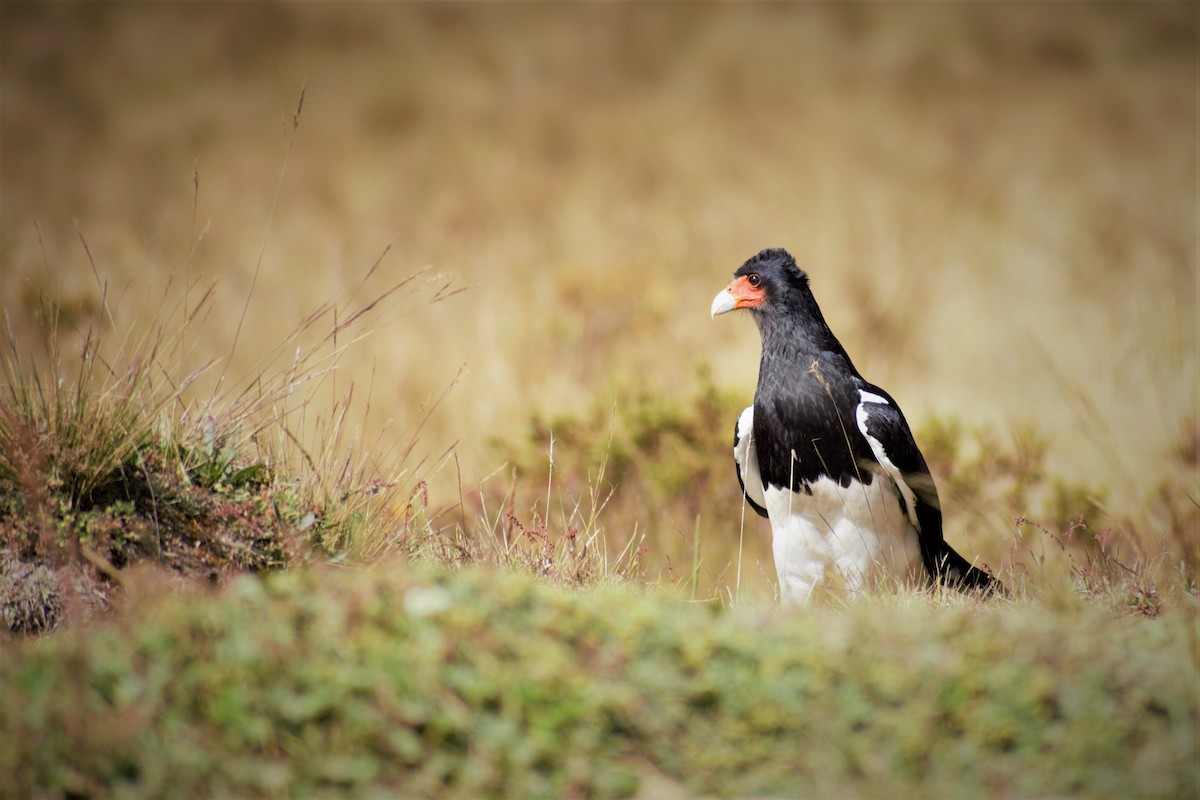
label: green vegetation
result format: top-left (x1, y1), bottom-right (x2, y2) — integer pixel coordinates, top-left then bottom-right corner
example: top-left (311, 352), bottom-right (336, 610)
top-left (3, 566), bottom-right (1196, 799)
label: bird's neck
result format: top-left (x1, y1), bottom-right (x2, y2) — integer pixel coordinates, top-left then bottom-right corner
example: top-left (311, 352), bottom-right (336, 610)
top-left (755, 313), bottom-right (857, 384)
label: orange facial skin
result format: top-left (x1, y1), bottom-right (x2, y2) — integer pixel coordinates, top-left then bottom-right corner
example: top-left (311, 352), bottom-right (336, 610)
top-left (724, 274), bottom-right (765, 310)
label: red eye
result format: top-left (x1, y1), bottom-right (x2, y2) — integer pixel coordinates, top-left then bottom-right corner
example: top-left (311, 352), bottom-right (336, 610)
top-left (747, 274), bottom-right (761, 288)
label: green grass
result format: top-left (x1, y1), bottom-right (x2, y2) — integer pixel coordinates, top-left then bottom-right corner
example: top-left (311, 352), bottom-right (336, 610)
top-left (2, 565), bottom-right (1196, 799)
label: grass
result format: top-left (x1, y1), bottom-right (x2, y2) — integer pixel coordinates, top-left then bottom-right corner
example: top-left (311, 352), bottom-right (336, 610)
top-left (2, 566), bottom-right (1196, 799)
top-left (0, 225), bottom-right (459, 629)
top-left (2, 4), bottom-right (1193, 510)
top-left (1, 4), bottom-right (1198, 798)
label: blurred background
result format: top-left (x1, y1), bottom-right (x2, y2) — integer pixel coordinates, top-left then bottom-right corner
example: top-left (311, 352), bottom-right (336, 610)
top-left (2, 4), bottom-right (1195, 593)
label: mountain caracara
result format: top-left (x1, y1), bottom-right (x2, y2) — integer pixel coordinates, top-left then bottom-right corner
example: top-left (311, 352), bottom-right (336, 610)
top-left (712, 248), bottom-right (1001, 606)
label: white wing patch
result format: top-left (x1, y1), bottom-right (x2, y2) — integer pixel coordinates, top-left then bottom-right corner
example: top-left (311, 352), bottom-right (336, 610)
top-left (734, 406), bottom-right (767, 512)
top-left (855, 389), bottom-right (920, 529)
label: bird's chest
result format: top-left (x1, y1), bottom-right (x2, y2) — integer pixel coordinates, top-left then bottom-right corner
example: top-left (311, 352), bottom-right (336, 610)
top-left (752, 387), bottom-right (870, 492)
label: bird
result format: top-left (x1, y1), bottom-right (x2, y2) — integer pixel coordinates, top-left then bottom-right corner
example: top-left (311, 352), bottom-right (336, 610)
top-left (711, 247), bottom-right (1001, 606)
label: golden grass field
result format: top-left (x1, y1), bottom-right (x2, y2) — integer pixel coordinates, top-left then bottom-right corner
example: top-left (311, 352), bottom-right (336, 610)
top-left (2, 3), bottom-right (1196, 600)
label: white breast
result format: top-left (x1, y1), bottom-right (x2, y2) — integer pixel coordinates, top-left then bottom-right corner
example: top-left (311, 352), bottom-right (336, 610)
top-left (764, 474), bottom-right (925, 606)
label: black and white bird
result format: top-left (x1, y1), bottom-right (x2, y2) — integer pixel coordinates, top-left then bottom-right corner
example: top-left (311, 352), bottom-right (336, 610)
top-left (711, 248), bottom-right (1000, 606)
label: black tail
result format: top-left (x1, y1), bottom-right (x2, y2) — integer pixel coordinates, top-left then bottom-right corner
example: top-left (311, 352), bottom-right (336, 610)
top-left (929, 546), bottom-right (1007, 598)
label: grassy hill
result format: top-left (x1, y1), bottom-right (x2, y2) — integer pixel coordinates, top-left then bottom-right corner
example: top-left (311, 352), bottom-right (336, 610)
top-left (3, 565), bottom-right (1196, 799)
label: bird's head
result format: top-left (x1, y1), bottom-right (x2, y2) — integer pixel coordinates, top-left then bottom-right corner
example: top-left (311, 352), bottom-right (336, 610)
top-left (710, 248), bottom-right (811, 319)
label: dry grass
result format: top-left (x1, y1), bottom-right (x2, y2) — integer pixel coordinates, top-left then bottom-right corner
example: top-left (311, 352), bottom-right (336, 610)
top-left (0, 150), bottom-right (461, 625)
top-left (1, 4), bottom-right (1196, 602)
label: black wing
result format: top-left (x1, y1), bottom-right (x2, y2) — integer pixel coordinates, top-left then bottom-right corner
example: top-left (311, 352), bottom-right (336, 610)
top-left (855, 384), bottom-right (1002, 595)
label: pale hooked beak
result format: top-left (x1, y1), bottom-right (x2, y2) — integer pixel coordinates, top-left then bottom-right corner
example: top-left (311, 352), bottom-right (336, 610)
top-left (710, 289), bottom-right (737, 318)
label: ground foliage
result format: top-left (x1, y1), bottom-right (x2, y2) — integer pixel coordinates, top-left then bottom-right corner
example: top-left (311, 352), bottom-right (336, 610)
top-left (2, 565), bottom-right (1196, 799)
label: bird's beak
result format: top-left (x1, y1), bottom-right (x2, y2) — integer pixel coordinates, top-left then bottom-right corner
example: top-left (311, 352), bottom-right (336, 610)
top-left (711, 276), bottom-right (761, 318)
top-left (711, 288), bottom-right (738, 318)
